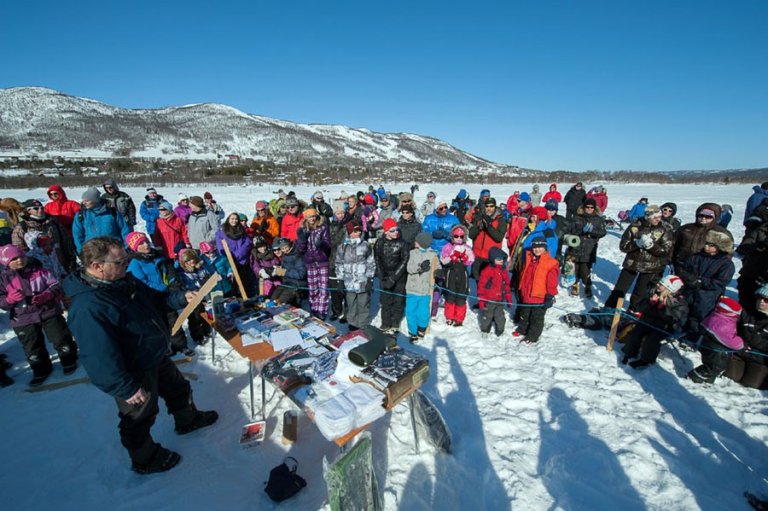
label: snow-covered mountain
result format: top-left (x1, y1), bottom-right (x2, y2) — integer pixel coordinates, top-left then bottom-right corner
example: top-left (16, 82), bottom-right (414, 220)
top-left (0, 87), bottom-right (507, 171)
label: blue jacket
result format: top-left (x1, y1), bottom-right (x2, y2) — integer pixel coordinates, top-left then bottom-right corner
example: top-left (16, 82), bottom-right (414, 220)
top-left (422, 211), bottom-right (460, 253)
top-left (72, 204), bottom-right (131, 254)
top-left (127, 253), bottom-right (175, 292)
top-left (628, 202), bottom-right (647, 222)
top-left (140, 195), bottom-right (164, 235)
top-left (280, 247), bottom-right (307, 287)
top-left (745, 185), bottom-right (768, 224)
top-left (203, 255), bottom-right (234, 295)
top-left (62, 271), bottom-right (187, 400)
top-left (521, 220), bottom-right (559, 263)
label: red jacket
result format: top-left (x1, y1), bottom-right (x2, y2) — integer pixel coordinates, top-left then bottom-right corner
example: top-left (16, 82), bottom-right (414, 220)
top-left (518, 251), bottom-right (559, 304)
top-left (44, 185), bottom-right (80, 235)
top-left (542, 191), bottom-right (562, 204)
top-left (586, 191), bottom-right (608, 212)
top-left (506, 206), bottom-right (532, 251)
top-left (280, 213), bottom-right (303, 241)
top-left (155, 214), bottom-right (190, 260)
top-left (477, 263), bottom-right (512, 308)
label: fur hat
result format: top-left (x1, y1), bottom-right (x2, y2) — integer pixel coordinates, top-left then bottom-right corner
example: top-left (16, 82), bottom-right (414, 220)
top-left (382, 218), bottom-right (398, 232)
top-left (189, 196), bottom-right (205, 208)
top-left (252, 235), bottom-right (268, 249)
top-left (644, 205), bottom-right (662, 219)
top-left (399, 192), bottom-right (413, 202)
top-left (199, 241), bottom-right (216, 254)
top-left (715, 296), bottom-right (741, 316)
top-left (705, 230), bottom-right (734, 254)
top-left (518, 192), bottom-right (531, 203)
top-left (415, 232), bottom-right (433, 249)
top-left (81, 188), bottom-right (102, 204)
top-left (658, 274), bottom-right (684, 294)
top-left (346, 220), bottom-right (363, 234)
top-left (0, 244), bottom-right (26, 266)
top-left (178, 248), bottom-right (200, 265)
top-left (125, 232), bottom-right (149, 252)
top-left (530, 237), bottom-right (548, 248)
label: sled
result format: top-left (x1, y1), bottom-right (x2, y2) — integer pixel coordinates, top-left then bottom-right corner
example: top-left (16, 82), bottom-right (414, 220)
top-left (171, 273), bottom-right (221, 335)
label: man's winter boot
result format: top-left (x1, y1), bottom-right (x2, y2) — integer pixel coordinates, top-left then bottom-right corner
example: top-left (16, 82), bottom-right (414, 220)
top-left (688, 365), bottom-right (716, 384)
top-left (629, 359), bottom-right (651, 370)
top-left (0, 365), bottom-right (13, 387)
top-left (175, 409), bottom-right (219, 435)
top-left (584, 285), bottom-right (593, 298)
top-left (131, 444), bottom-right (181, 474)
top-left (570, 283), bottom-right (580, 297)
top-left (417, 327), bottom-right (427, 338)
top-left (409, 334), bottom-right (420, 343)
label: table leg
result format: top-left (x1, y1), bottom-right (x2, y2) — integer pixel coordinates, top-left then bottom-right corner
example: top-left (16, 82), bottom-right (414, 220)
top-left (248, 362), bottom-right (255, 421)
top-left (261, 372), bottom-right (266, 422)
top-left (408, 394), bottom-right (420, 454)
top-left (210, 330), bottom-right (215, 363)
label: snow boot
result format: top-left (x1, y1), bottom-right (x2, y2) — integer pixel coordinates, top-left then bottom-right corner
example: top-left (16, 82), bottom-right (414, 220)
top-left (688, 365), bottom-right (716, 384)
top-left (417, 327), bottom-right (427, 338)
top-left (409, 334), bottom-right (420, 343)
top-left (629, 360), bottom-right (651, 370)
top-left (0, 353), bottom-right (12, 369)
top-left (132, 445), bottom-right (181, 475)
top-left (175, 409), bottom-right (219, 435)
top-left (570, 283), bottom-right (580, 297)
top-left (0, 365), bottom-right (13, 387)
top-left (62, 361), bottom-right (78, 375)
top-left (584, 285), bottom-right (593, 298)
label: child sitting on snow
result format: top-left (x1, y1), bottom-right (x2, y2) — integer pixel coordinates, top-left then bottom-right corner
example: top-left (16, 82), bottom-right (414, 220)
top-left (621, 275), bottom-right (689, 368)
top-left (477, 247), bottom-right (513, 337)
top-left (406, 232), bottom-right (436, 342)
top-left (439, 225), bottom-right (474, 327)
top-left (688, 296), bottom-right (744, 384)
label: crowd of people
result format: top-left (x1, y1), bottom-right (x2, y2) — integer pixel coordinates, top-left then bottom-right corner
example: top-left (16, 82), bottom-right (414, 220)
top-left (0, 179), bottom-right (767, 472)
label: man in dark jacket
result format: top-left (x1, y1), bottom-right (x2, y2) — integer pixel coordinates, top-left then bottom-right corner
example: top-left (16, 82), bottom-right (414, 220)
top-left (660, 202), bottom-right (681, 233)
top-left (397, 204), bottom-right (422, 247)
top-left (102, 178), bottom-right (137, 228)
top-left (565, 199), bottom-right (606, 298)
top-left (672, 203), bottom-right (733, 273)
top-left (374, 218), bottom-right (410, 333)
top-left (736, 210), bottom-right (768, 312)
top-left (63, 237), bottom-right (218, 475)
top-left (563, 182), bottom-right (586, 220)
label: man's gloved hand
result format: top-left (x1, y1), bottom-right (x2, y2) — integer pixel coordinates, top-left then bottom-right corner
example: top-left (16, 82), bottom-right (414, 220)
top-left (433, 228), bottom-right (448, 240)
top-left (418, 260), bottom-right (431, 274)
top-left (5, 287), bottom-right (24, 305)
top-left (544, 294), bottom-right (555, 308)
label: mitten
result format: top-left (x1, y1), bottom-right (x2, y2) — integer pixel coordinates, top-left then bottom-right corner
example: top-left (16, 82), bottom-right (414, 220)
top-left (543, 294), bottom-right (554, 308)
top-left (450, 252), bottom-right (460, 264)
top-left (5, 288), bottom-right (24, 305)
top-left (259, 268), bottom-right (273, 279)
top-left (31, 289), bottom-right (55, 305)
top-left (433, 228), bottom-right (448, 240)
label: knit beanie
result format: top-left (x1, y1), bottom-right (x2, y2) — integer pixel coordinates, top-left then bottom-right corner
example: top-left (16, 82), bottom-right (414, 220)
top-left (530, 237), bottom-right (548, 248)
top-left (303, 208), bottom-right (318, 218)
top-left (659, 274), bottom-right (684, 294)
top-left (81, 187), bottom-right (102, 204)
top-left (22, 199), bottom-right (43, 209)
top-left (178, 193), bottom-right (188, 201)
top-left (0, 244), bottom-right (26, 266)
top-left (715, 296), bottom-right (742, 316)
top-left (189, 196), bottom-right (205, 208)
top-left (518, 192), bottom-right (531, 203)
top-left (531, 207), bottom-right (548, 221)
top-left (255, 200), bottom-right (268, 211)
top-left (125, 232), bottom-right (149, 252)
top-left (346, 220), bottom-right (362, 234)
top-left (199, 241), bottom-right (216, 254)
top-left (158, 201), bottom-right (174, 211)
top-left (545, 199), bottom-right (560, 211)
top-left (383, 218), bottom-right (398, 232)
top-left (415, 232), bottom-right (433, 249)
top-left (485, 197), bottom-right (497, 207)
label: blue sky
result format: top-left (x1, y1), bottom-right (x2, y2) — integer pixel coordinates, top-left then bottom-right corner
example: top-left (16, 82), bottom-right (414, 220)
top-left (2, 0), bottom-right (766, 172)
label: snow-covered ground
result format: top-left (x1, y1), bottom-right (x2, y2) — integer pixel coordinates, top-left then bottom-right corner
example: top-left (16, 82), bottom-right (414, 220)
top-left (1, 182), bottom-right (766, 510)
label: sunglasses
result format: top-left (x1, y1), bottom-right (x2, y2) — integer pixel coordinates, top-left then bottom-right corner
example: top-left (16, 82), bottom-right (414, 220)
top-left (485, 205), bottom-right (496, 209)
top-left (662, 208), bottom-right (673, 212)
top-left (427, 194), bottom-right (435, 198)
top-left (402, 210), bottom-right (413, 214)
top-left (584, 205), bottom-right (595, 209)
top-left (697, 215), bottom-right (714, 219)
top-left (28, 206), bottom-right (43, 210)
top-left (436, 206), bottom-right (447, 211)
top-left (452, 234), bottom-right (465, 239)
top-left (387, 228), bottom-right (399, 234)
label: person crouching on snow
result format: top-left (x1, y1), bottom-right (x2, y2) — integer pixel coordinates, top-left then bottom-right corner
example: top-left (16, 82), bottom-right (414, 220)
top-left (688, 296), bottom-right (744, 384)
top-left (514, 237), bottom-right (560, 345)
top-left (439, 225), bottom-right (474, 326)
top-left (0, 244), bottom-right (78, 386)
top-left (406, 232), bottom-right (437, 342)
top-left (477, 247), bottom-right (513, 338)
top-left (621, 275), bottom-right (689, 369)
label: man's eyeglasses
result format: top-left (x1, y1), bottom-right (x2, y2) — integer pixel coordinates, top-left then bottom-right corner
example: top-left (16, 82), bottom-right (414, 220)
top-left (101, 257), bottom-right (129, 266)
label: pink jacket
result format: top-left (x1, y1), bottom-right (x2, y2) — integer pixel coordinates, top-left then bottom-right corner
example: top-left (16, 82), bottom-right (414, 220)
top-left (701, 310), bottom-right (744, 350)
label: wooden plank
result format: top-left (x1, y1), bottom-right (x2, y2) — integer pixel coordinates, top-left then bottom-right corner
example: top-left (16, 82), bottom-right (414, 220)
top-left (606, 297), bottom-right (625, 352)
top-left (171, 272), bottom-right (221, 335)
top-left (221, 239), bottom-right (248, 300)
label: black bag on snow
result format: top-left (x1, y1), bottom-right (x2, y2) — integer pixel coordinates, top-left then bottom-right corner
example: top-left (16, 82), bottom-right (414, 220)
top-left (264, 457), bottom-right (307, 502)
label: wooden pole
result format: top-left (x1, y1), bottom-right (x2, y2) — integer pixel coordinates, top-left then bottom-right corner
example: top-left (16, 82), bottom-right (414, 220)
top-left (606, 297), bottom-right (625, 352)
top-left (172, 273), bottom-right (221, 335)
top-left (221, 239), bottom-right (248, 300)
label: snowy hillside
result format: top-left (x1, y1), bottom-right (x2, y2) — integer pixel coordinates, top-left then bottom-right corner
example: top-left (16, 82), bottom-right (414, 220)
top-left (0, 87), bottom-right (506, 172)
top-left (1, 183), bottom-right (766, 510)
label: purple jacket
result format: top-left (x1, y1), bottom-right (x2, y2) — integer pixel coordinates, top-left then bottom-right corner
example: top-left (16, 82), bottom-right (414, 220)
top-left (701, 310), bottom-right (744, 350)
top-left (174, 203), bottom-right (192, 224)
top-left (215, 229), bottom-right (252, 265)
top-left (250, 251), bottom-right (280, 296)
top-left (0, 259), bottom-right (63, 327)
top-left (296, 220), bottom-right (331, 267)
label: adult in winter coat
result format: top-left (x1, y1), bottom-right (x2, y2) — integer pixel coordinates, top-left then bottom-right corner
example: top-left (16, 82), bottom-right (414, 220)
top-left (726, 285), bottom-right (768, 389)
top-left (215, 212), bottom-right (254, 295)
top-left (477, 247), bottom-right (513, 337)
top-left (660, 202), bottom-right (681, 233)
top-left (139, 188), bottom-right (164, 242)
top-left (621, 275), bottom-right (689, 369)
top-left (310, 191), bottom-right (334, 220)
top-left (296, 208), bottom-right (332, 318)
top-left (250, 201), bottom-right (280, 247)
top-left (520, 207), bottom-right (559, 263)
top-left (405, 232), bottom-right (437, 341)
top-left (44, 184), bottom-right (80, 236)
top-left (125, 232), bottom-right (193, 356)
top-left (565, 199), bottom-right (607, 298)
top-left (529, 184), bottom-right (543, 207)
top-left (505, 190), bottom-right (521, 215)
top-left (628, 197), bottom-right (649, 223)
top-left (563, 183), bottom-right (586, 220)
top-left (677, 230), bottom-right (735, 339)
top-left (13, 198), bottom-right (77, 272)
top-left (543, 199), bottom-right (568, 261)
top-left (374, 193), bottom-right (399, 238)
top-left (102, 178), bottom-right (137, 228)
top-left (173, 194), bottom-right (192, 224)
top-left (280, 197), bottom-right (304, 242)
top-left (269, 237), bottom-right (308, 307)
top-left (585, 185), bottom-right (608, 213)
top-left (468, 197), bottom-right (507, 280)
top-left (506, 193), bottom-right (534, 256)
top-left (736, 213), bottom-right (768, 312)
top-left (542, 184), bottom-right (562, 205)
top-left (63, 237), bottom-right (217, 474)
top-left (465, 189), bottom-right (491, 225)
top-left (672, 203), bottom-right (733, 273)
top-left (420, 191), bottom-right (437, 219)
top-left (327, 205), bottom-right (350, 320)
top-left (604, 205), bottom-right (674, 311)
top-left (0, 245), bottom-right (77, 386)
top-left (744, 182), bottom-right (768, 227)
top-left (514, 238), bottom-right (560, 344)
top-left (72, 188), bottom-right (131, 255)
top-left (186, 196), bottom-right (219, 250)
top-left (154, 201), bottom-right (190, 260)
top-left (335, 221), bottom-right (376, 330)
top-left (422, 198), bottom-right (460, 254)
top-left (397, 204), bottom-right (422, 247)
top-left (374, 218), bottom-right (410, 333)
top-left (439, 225), bottom-right (474, 326)
top-left (203, 192), bottom-right (225, 222)
top-left (450, 189), bottom-right (473, 227)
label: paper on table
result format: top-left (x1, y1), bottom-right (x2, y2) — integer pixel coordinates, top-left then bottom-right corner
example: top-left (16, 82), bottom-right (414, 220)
top-left (269, 327), bottom-right (305, 351)
top-left (301, 322), bottom-right (330, 339)
top-left (241, 332), bottom-right (265, 347)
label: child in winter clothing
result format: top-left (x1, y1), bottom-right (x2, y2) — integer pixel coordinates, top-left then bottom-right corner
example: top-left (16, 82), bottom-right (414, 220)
top-left (24, 231), bottom-right (66, 280)
top-left (175, 248), bottom-right (214, 344)
top-left (374, 218), bottom-right (410, 334)
top-left (406, 232), bottom-right (437, 341)
top-left (477, 247), bottom-right (513, 337)
top-left (334, 220), bottom-right (376, 331)
top-left (439, 225), bottom-right (475, 326)
top-left (621, 275), bottom-right (689, 368)
top-left (269, 237), bottom-right (307, 307)
top-left (515, 237), bottom-right (560, 344)
top-left (296, 208), bottom-right (332, 318)
top-left (199, 241), bottom-right (234, 297)
top-left (250, 235), bottom-right (280, 297)
top-left (688, 296), bottom-right (744, 384)
top-left (0, 244), bottom-right (77, 386)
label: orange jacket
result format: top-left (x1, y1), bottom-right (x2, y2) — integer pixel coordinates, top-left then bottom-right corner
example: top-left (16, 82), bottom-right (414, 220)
top-left (250, 214), bottom-right (280, 245)
top-left (518, 251), bottom-right (559, 303)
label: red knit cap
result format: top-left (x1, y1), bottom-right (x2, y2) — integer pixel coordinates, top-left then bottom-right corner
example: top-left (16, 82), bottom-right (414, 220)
top-left (363, 193), bottom-right (375, 205)
top-left (715, 296), bottom-right (742, 316)
top-left (125, 232), bottom-right (149, 252)
top-left (382, 218), bottom-right (398, 232)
